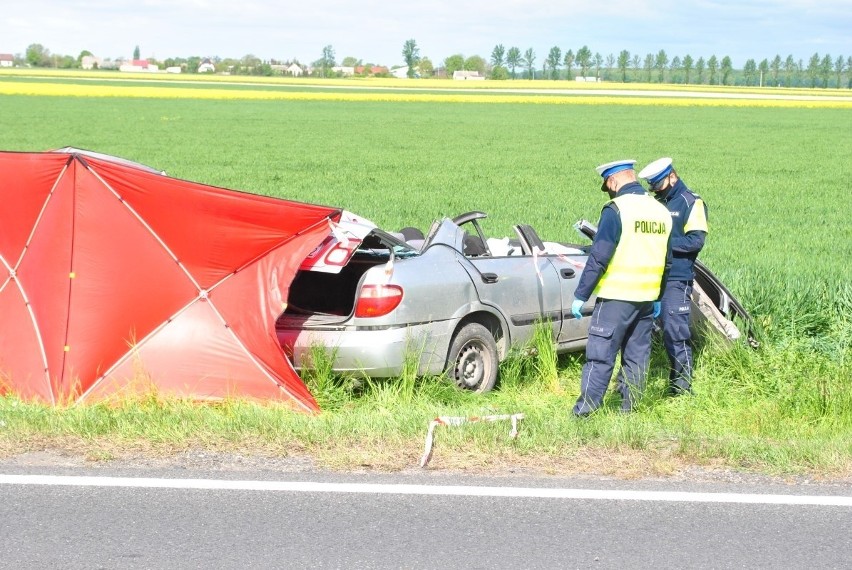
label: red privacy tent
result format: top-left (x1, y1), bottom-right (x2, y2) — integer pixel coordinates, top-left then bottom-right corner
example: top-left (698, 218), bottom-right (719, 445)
top-left (0, 149), bottom-right (341, 412)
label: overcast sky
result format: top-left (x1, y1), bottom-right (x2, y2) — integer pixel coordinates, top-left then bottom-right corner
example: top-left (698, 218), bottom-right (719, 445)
top-left (2, 0), bottom-right (850, 68)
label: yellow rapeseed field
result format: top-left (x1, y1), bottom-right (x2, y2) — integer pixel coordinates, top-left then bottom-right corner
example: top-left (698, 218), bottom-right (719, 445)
top-left (1, 79), bottom-right (850, 109)
top-left (3, 68), bottom-right (850, 96)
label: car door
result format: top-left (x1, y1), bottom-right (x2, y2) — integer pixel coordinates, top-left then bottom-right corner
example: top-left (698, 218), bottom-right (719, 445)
top-left (513, 223), bottom-right (589, 347)
top-left (546, 253), bottom-right (590, 346)
top-left (455, 220), bottom-right (562, 349)
top-left (464, 254), bottom-right (562, 348)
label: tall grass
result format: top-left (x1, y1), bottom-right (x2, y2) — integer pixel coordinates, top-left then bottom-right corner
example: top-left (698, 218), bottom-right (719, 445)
top-left (1, 328), bottom-right (849, 474)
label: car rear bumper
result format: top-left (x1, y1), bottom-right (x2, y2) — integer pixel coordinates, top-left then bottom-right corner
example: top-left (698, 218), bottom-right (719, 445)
top-left (277, 321), bottom-right (456, 377)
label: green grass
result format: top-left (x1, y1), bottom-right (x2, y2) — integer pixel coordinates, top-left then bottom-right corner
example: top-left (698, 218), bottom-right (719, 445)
top-left (2, 328), bottom-right (848, 474)
top-left (0, 86), bottom-right (850, 477)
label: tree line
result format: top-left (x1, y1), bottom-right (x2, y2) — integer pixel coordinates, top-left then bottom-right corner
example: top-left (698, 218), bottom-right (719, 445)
top-left (13, 40), bottom-right (852, 89)
top-left (400, 39), bottom-right (851, 88)
top-left (473, 43), bottom-right (851, 88)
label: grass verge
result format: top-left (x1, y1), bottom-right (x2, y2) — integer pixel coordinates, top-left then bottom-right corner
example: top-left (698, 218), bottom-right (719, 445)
top-left (2, 325), bottom-right (849, 480)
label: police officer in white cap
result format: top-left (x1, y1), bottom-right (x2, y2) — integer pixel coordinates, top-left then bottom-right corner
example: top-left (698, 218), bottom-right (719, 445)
top-left (571, 159), bottom-right (672, 416)
top-left (638, 157), bottom-right (708, 396)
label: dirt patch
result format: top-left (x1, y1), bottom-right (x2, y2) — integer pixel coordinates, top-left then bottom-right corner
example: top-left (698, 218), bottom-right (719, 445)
top-left (2, 439), bottom-right (850, 487)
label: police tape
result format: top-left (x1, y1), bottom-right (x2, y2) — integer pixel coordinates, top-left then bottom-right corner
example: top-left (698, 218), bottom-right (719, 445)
top-left (530, 245), bottom-right (585, 296)
top-left (419, 413), bottom-right (525, 468)
top-left (551, 250), bottom-right (586, 269)
top-left (532, 246), bottom-right (543, 286)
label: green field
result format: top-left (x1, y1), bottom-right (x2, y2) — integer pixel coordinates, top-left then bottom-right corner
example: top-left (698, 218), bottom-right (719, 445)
top-left (3, 92), bottom-right (850, 289)
top-left (1, 76), bottom-right (850, 476)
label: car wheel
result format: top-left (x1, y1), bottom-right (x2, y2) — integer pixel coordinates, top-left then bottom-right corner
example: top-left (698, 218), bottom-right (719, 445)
top-left (447, 323), bottom-right (499, 393)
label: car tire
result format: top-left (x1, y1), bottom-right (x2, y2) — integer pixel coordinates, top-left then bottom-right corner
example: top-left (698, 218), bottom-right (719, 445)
top-left (447, 323), bottom-right (499, 393)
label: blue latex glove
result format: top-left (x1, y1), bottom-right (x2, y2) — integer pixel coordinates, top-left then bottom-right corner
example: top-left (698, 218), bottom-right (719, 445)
top-left (653, 301), bottom-right (662, 319)
top-left (571, 299), bottom-right (585, 320)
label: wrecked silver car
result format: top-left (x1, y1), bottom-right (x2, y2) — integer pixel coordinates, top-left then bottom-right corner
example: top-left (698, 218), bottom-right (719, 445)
top-left (276, 212), bottom-right (754, 392)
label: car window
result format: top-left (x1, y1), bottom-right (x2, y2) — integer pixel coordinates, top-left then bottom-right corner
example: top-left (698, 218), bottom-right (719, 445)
top-left (359, 232), bottom-right (419, 258)
top-left (460, 225), bottom-right (488, 257)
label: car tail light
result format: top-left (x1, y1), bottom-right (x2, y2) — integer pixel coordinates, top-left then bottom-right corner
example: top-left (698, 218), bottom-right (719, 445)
top-left (355, 284), bottom-right (403, 317)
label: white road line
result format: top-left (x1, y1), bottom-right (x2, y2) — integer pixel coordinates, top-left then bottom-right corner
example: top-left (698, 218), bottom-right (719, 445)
top-left (1, 474), bottom-right (851, 506)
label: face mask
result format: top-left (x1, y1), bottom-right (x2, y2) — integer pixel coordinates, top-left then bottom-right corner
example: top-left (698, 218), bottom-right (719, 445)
top-left (651, 173), bottom-right (672, 192)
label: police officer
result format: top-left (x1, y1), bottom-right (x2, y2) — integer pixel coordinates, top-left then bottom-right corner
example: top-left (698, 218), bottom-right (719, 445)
top-left (638, 157), bottom-right (708, 396)
top-left (570, 159), bottom-right (672, 416)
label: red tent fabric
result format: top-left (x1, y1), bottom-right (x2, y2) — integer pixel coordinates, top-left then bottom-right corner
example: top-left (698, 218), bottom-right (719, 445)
top-left (0, 149), bottom-right (341, 412)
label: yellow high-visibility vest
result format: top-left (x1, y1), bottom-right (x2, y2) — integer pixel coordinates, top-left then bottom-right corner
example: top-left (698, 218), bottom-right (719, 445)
top-left (595, 193), bottom-right (672, 302)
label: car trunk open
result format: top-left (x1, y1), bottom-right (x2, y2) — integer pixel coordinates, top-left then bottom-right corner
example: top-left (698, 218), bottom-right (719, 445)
top-left (279, 232), bottom-right (413, 326)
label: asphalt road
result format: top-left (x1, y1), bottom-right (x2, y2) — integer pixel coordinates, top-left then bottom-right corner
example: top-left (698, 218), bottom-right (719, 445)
top-left (1, 465), bottom-right (851, 569)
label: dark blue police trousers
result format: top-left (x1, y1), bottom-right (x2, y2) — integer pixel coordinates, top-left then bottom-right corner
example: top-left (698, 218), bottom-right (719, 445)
top-left (660, 280), bottom-right (694, 392)
top-left (573, 298), bottom-right (655, 416)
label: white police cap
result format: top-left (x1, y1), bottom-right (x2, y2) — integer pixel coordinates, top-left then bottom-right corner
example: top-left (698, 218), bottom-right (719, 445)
top-left (638, 157), bottom-right (674, 184)
top-left (595, 159), bottom-right (636, 179)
